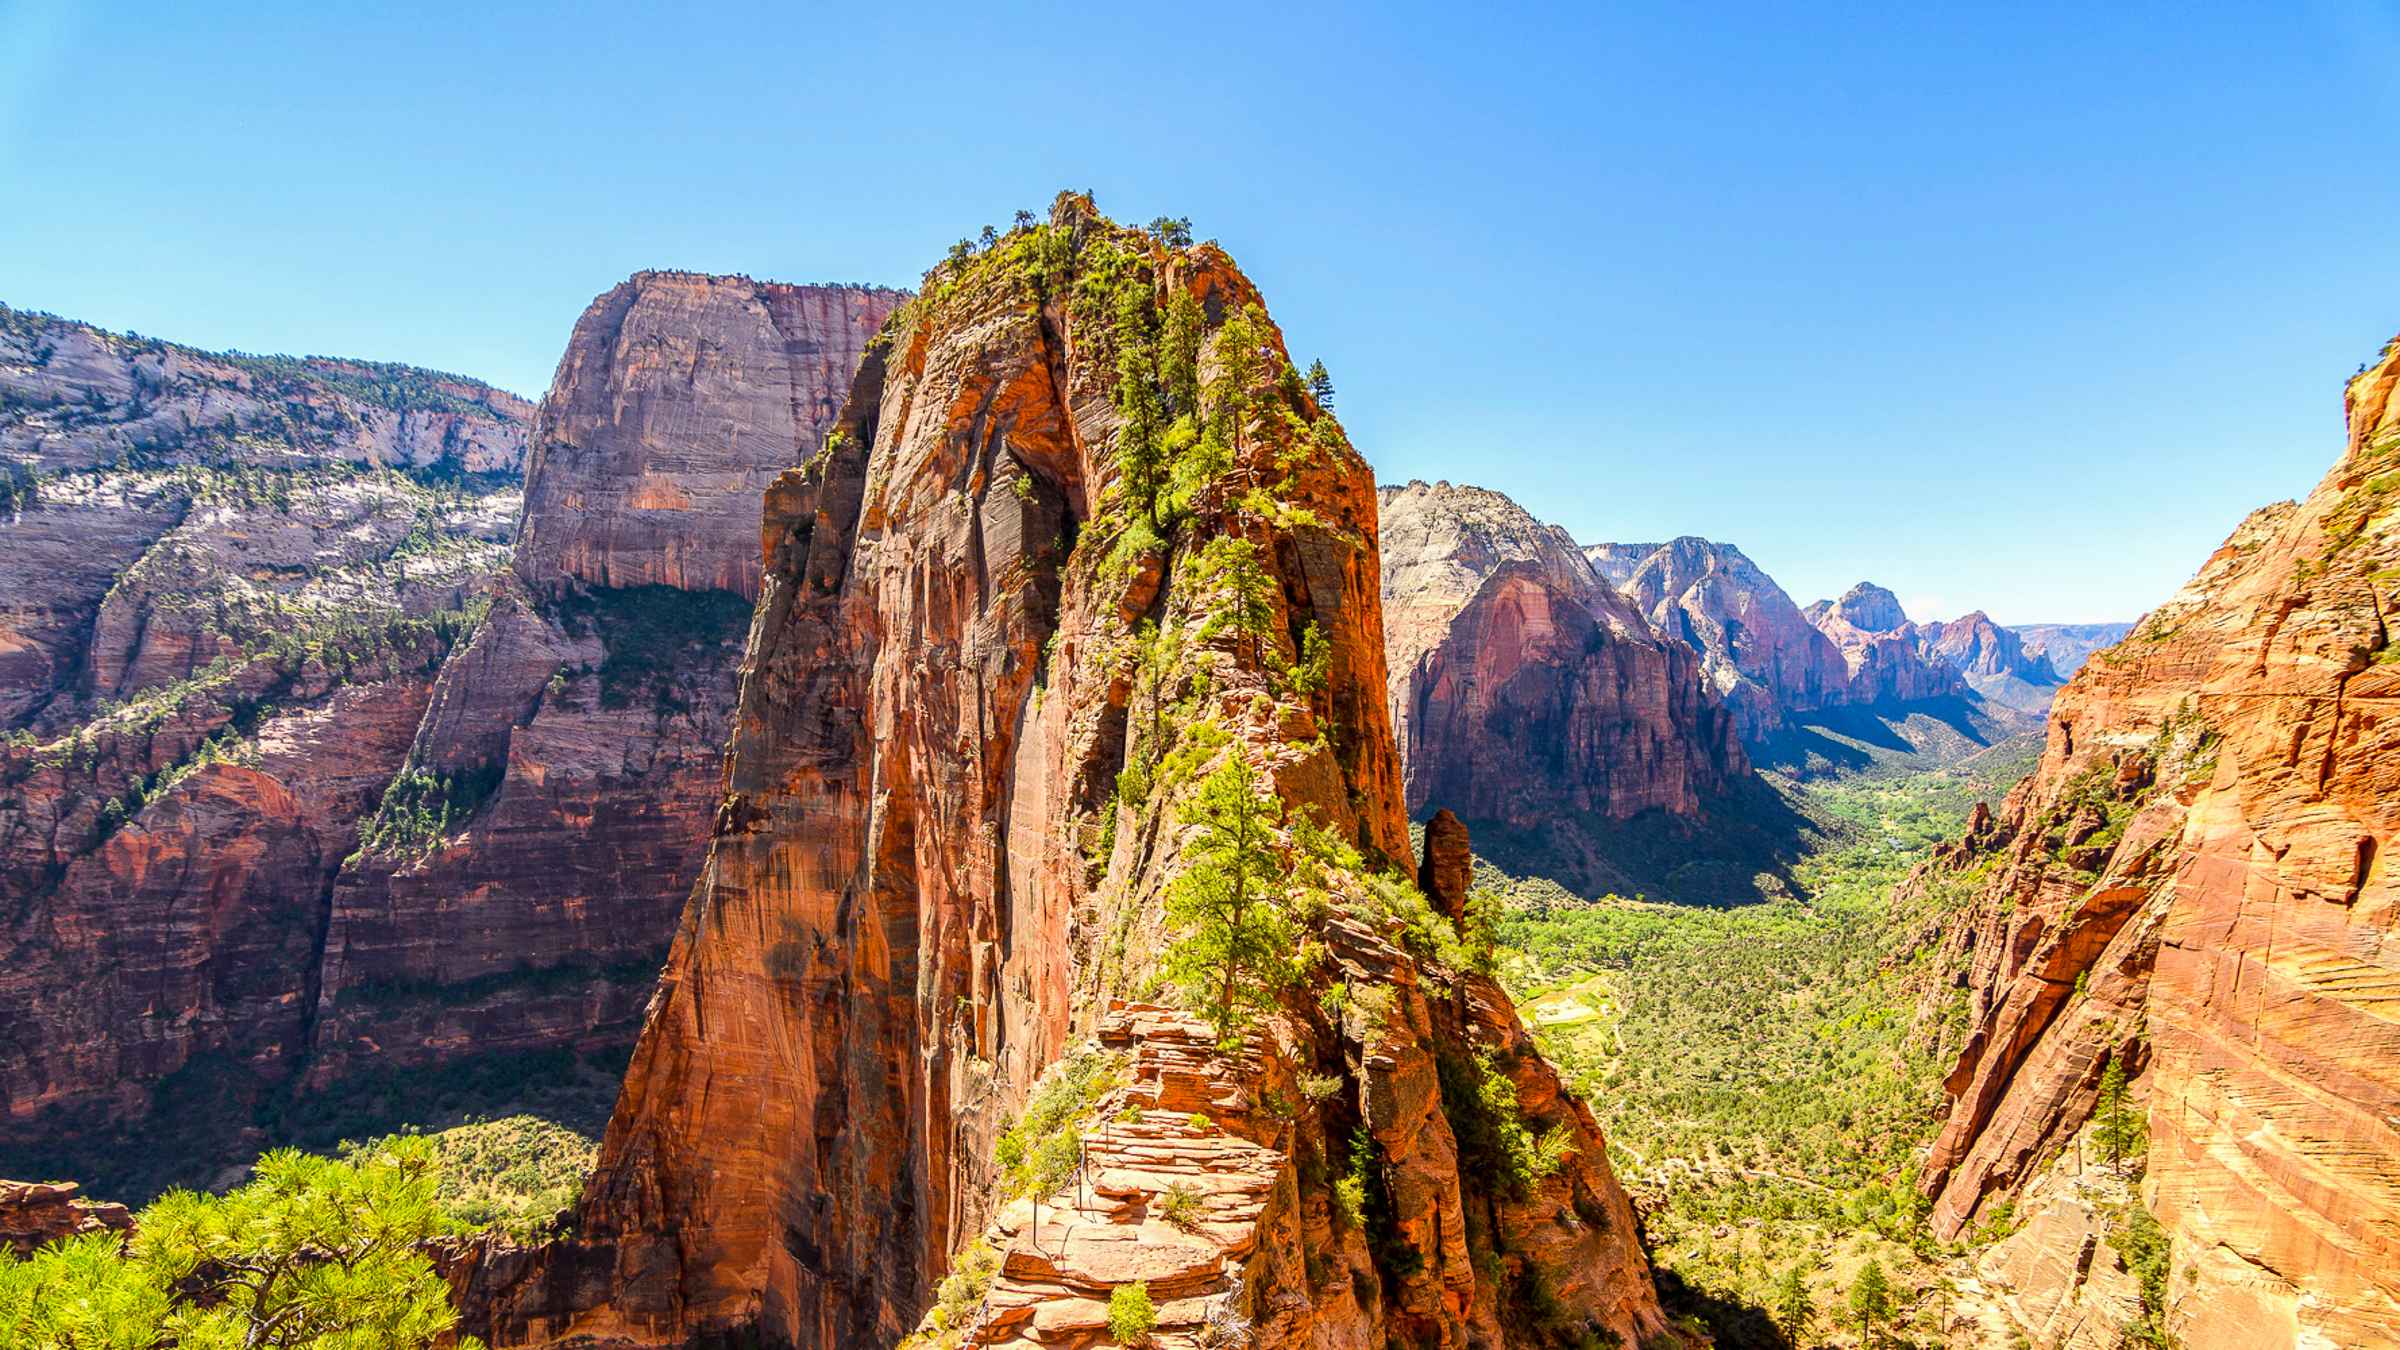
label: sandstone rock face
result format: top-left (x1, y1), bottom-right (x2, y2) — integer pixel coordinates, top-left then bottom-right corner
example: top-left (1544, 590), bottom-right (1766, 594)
top-left (1807, 582), bottom-right (1971, 706)
top-left (306, 277), bottom-right (898, 1093)
top-left (1917, 611), bottom-right (2063, 715)
top-left (1911, 337), bottom-right (2400, 1348)
top-left (1607, 536), bottom-right (1855, 740)
top-left (0, 641), bottom-right (455, 1179)
top-left (0, 1179), bottom-right (132, 1256)
top-left (462, 199), bottom-right (1663, 1350)
top-left (1, 279), bottom-right (894, 1195)
top-left (1, 303), bottom-right (530, 477)
top-left (1380, 485), bottom-right (1744, 831)
top-left (514, 273), bottom-right (905, 599)
top-left (2009, 622), bottom-right (2134, 680)
top-left (0, 311), bottom-right (527, 1183)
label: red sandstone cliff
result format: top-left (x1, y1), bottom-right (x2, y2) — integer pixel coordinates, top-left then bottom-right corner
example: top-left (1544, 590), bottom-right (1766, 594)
top-left (1606, 536), bottom-right (1854, 741)
top-left (1380, 485), bottom-right (1750, 895)
top-left (1807, 582), bottom-right (1971, 707)
top-left (1909, 337), bottom-right (2400, 1347)
top-left (0, 313), bottom-right (529, 1184)
top-left (459, 197), bottom-right (1665, 1350)
top-left (309, 275), bottom-right (902, 1089)
top-left (0, 280), bottom-right (895, 1192)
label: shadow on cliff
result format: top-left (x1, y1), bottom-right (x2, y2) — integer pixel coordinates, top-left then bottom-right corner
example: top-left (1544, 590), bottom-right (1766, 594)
top-left (1438, 771), bottom-right (1826, 907)
top-left (5, 1043), bottom-right (630, 1205)
top-left (1751, 694), bottom-right (2033, 780)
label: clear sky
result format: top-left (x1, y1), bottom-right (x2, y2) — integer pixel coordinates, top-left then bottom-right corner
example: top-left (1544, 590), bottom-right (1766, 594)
top-left (6, 2), bottom-right (2397, 624)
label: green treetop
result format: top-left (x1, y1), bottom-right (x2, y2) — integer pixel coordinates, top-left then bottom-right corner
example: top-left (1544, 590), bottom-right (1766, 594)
top-left (0, 1136), bottom-right (480, 1349)
top-left (1165, 754), bottom-right (1299, 1043)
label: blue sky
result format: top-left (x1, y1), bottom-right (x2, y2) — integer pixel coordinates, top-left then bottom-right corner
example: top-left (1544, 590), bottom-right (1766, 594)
top-left (6, 2), bottom-right (2398, 623)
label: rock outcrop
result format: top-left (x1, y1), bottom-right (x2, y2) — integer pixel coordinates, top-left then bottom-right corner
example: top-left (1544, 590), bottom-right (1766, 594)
top-left (0, 1179), bottom-right (132, 1256)
top-left (460, 197), bottom-right (1664, 1350)
top-left (1807, 582), bottom-right (1970, 706)
top-left (1605, 536), bottom-right (1855, 740)
top-left (1380, 487), bottom-right (1751, 895)
top-left (1910, 335), bottom-right (2400, 1348)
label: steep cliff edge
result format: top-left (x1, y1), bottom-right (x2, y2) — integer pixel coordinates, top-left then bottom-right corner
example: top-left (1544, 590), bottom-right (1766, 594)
top-left (309, 275), bottom-right (902, 1090)
top-left (1908, 337), bottom-right (2400, 1347)
top-left (460, 197), bottom-right (1664, 1350)
top-left (1381, 486), bottom-right (1761, 899)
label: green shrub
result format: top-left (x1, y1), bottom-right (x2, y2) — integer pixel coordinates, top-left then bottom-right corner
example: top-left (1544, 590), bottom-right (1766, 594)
top-left (1107, 1281), bottom-right (1157, 1344)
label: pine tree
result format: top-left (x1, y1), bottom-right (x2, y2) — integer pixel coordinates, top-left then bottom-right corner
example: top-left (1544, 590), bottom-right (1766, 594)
top-left (1165, 755), bottom-right (1297, 1042)
top-left (1110, 283), bottom-right (1166, 524)
top-left (0, 1136), bottom-right (480, 1348)
top-left (2094, 1053), bottom-right (2146, 1177)
top-left (1305, 358), bottom-right (1335, 410)
top-left (1773, 1261), bottom-right (1816, 1343)
top-left (1161, 290), bottom-right (1204, 419)
top-left (1848, 1259), bottom-right (1892, 1346)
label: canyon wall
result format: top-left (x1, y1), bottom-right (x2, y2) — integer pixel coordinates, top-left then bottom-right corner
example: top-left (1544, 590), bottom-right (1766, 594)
top-left (1910, 337), bottom-right (2400, 1348)
top-left (0, 280), bottom-right (897, 1193)
top-left (0, 312), bottom-right (529, 1188)
top-left (1382, 486), bottom-right (1751, 895)
top-left (461, 197), bottom-right (1665, 1350)
top-left (306, 274), bottom-right (900, 1091)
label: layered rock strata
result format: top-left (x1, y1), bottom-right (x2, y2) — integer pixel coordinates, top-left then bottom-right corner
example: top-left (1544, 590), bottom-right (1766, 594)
top-left (1606, 536), bottom-right (1854, 740)
top-left (309, 275), bottom-right (902, 1088)
top-left (460, 197), bottom-right (1665, 1350)
top-left (1380, 484), bottom-right (1745, 832)
top-left (1910, 336), bottom-right (2400, 1348)
top-left (0, 308), bottom-right (530, 1179)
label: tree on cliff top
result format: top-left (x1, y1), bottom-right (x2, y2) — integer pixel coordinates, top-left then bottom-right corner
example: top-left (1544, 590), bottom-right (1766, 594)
top-left (1166, 754), bottom-right (1299, 1044)
top-left (0, 1136), bottom-right (478, 1349)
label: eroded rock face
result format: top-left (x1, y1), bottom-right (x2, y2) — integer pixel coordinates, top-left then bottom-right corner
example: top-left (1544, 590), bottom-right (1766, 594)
top-left (0, 280), bottom-right (893, 1193)
top-left (1807, 582), bottom-right (1970, 706)
top-left (0, 310), bottom-right (528, 1183)
top-left (462, 199), bottom-right (1663, 1350)
top-left (1607, 536), bottom-right (1854, 740)
top-left (1, 304), bottom-right (530, 477)
top-left (309, 277), bottom-right (901, 1092)
top-left (0, 1180), bottom-right (131, 1256)
top-left (1380, 485), bottom-right (1745, 839)
top-left (1911, 337), bottom-right (2400, 1348)
top-left (514, 273), bottom-right (905, 599)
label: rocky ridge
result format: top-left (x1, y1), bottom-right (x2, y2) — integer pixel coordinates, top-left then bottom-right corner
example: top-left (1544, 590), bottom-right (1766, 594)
top-left (1906, 336), bottom-right (2400, 1348)
top-left (1, 303), bottom-right (529, 478)
top-left (455, 197), bottom-right (1665, 1350)
top-left (0, 310), bottom-right (531, 1180)
top-left (305, 274), bottom-right (901, 1095)
top-left (1606, 536), bottom-right (1855, 741)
